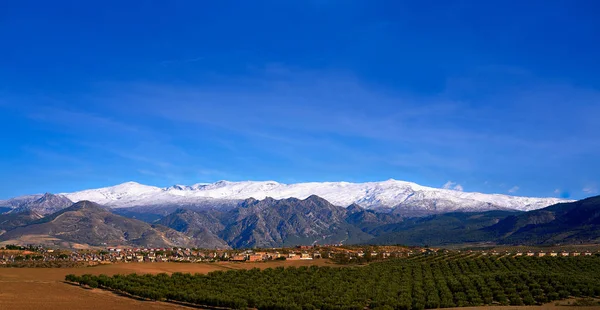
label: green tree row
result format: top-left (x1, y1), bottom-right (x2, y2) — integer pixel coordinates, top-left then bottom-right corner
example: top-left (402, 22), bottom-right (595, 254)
top-left (66, 255), bottom-right (600, 310)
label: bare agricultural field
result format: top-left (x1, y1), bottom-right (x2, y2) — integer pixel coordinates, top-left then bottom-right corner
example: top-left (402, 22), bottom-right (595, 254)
top-left (0, 260), bottom-right (335, 310)
top-left (2, 259), bottom-right (599, 310)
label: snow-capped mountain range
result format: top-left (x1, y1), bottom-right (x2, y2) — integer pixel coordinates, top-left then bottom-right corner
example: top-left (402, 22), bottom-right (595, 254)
top-left (51, 179), bottom-right (568, 213)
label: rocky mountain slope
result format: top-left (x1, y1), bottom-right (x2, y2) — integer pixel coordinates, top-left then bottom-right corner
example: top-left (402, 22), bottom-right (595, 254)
top-left (220, 196), bottom-right (374, 248)
top-left (157, 196), bottom-right (378, 248)
top-left (1, 195), bottom-right (597, 249)
top-left (157, 208), bottom-right (229, 249)
top-left (0, 211), bottom-right (44, 234)
top-left (52, 179), bottom-right (568, 215)
top-left (369, 210), bottom-right (518, 246)
top-left (0, 201), bottom-right (203, 248)
top-left (485, 195), bottom-right (600, 245)
top-left (0, 194), bottom-right (43, 211)
top-left (10, 193), bottom-right (73, 215)
top-left (369, 195), bottom-right (600, 246)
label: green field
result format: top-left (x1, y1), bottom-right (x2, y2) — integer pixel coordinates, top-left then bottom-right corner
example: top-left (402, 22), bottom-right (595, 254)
top-left (67, 254), bottom-right (600, 310)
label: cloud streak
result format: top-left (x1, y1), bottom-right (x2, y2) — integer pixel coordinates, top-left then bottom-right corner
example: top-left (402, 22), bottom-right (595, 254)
top-left (3, 64), bottom-right (600, 198)
top-left (508, 186), bottom-right (520, 193)
top-left (443, 181), bottom-right (464, 191)
top-left (583, 185), bottom-right (598, 195)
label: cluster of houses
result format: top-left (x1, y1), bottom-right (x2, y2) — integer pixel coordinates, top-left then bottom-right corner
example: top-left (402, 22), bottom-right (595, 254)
top-left (94, 245), bottom-right (427, 263)
top-left (0, 245), bottom-right (406, 264)
top-left (516, 250), bottom-right (593, 257)
top-left (0, 244), bottom-right (598, 265)
top-left (0, 248), bottom-right (112, 264)
top-left (104, 247), bottom-right (318, 263)
top-left (103, 246), bottom-right (384, 262)
top-left (453, 249), bottom-right (596, 258)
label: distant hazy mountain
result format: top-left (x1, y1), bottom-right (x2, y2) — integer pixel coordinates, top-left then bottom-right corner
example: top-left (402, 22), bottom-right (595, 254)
top-left (11, 193), bottom-right (73, 215)
top-left (0, 194), bottom-right (43, 211)
top-left (0, 201), bottom-right (204, 248)
top-left (53, 179), bottom-right (567, 215)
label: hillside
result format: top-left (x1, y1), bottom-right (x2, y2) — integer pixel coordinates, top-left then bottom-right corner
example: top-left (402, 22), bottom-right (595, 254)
top-left (369, 211), bottom-right (518, 246)
top-left (487, 195), bottom-right (600, 245)
top-left (369, 196), bottom-right (600, 246)
top-left (1, 195), bottom-right (598, 249)
top-left (157, 208), bottom-right (229, 249)
top-left (157, 196), bottom-right (374, 248)
top-left (0, 211), bottom-right (44, 234)
top-left (220, 196), bottom-right (373, 248)
top-left (0, 201), bottom-right (203, 248)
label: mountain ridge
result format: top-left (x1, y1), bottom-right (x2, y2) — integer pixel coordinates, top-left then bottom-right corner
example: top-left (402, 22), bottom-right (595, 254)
top-left (47, 179), bottom-right (570, 214)
top-left (10, 193), bottom-right (73, 215)
top-left (0, 201), bottom-right (207, 248)
top-left (0, 195), bottom-right (598, 249)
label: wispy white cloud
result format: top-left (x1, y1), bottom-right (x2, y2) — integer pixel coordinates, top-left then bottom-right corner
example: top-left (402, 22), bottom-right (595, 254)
top-left (508, 186), bottom-right (520, 193)
top-left (75, 66), bottom-right (600, 192)
top-left (97, 65), bottom-right (600, 160)
top-left (5, 64), bottom-right (600, 197)
top-left (27, 107), bottom-right (144, 136)
top-left (443, 181), bottom-right (464, 191)
top-left (583, 185), bottom-right (598, 195)
top-left (21, 146), bottom-right (89, 166)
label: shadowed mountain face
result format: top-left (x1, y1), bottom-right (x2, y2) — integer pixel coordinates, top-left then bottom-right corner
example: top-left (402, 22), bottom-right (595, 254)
top-left (368, 211), bottom-right (518, 246)
top-left (0, 211), bottom-right (44, 234)
top-left (0, 201), bottom-right (204, 248)
top-left (154, 196), bottom-right (383, 248)
top-left (485, 195), bottom-right (600, 245)
top-left (219, 195), bottom-right (373, 248)
top-left (369, 196), bottom-right (600, 246)
top-left (157, 208), bottom-right (229, 249)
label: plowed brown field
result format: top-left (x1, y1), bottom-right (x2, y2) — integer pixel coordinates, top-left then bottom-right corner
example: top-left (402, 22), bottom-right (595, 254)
top-left (1, 260), bottom-right (598, 309)
top-left (0, 260), bottom-right (332, 310)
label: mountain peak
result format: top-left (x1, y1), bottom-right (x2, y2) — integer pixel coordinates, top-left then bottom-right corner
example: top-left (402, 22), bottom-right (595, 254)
top-left (54, 179), bottom-right (570, 213)
top-left (10, 193), bottom-right (73, 215)
top-left (2, 200), bottom-right (201, 248)
top-left (121, 181), bottom-right (142, 185)
top-left (67, 200), bottom-right (106, 211)
top-left (346, 203), bottom-right (365, 214)
top-left (303, 194), bottom-right (330, 204)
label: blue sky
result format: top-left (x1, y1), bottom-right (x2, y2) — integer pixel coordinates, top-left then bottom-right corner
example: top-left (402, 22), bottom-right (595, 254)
top-left (1, 1), bottom-right (599, 199)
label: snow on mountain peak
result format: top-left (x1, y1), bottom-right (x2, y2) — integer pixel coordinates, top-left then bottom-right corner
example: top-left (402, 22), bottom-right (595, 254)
top-left (58, 179), bottom-right (569, 212)
top-left (62, 181), bottom-right (162, 205)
